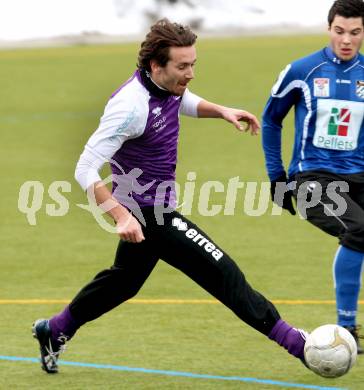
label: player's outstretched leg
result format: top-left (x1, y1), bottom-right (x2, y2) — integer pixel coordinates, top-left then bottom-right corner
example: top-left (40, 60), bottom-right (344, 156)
top-left (268, 319), bottom-right (309, 366)
top-left (156, 212), bottom-right (310, 367)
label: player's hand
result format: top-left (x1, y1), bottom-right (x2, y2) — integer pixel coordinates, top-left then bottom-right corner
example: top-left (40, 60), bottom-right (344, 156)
top-left (221, 108), bottom-right (260, 135)
top-left (116, 213), bottom-right (145, 243)
top-left (270, 173), bottom-right (296, 215)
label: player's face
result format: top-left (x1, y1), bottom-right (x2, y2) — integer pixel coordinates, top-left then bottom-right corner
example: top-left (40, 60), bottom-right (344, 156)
top-left (151, 45), bottom-right (196, 96)
top-left (329, 15), bottom-right (364, 61)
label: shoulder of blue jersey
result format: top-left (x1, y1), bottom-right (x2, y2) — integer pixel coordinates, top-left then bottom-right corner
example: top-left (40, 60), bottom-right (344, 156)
top-left (289, 49), bottom-right (327, 79)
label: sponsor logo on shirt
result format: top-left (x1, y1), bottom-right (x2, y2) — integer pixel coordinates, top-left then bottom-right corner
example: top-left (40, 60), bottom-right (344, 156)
top-left (152, 106), bottom-right (162, 118)
top-left (152, 116), bottom-right (167, 132)
top-left (314, 78), bottom-right (330, 97)
top-left (172, 217), bottom-right (223, 261)
top-left (317, 106), bottom-right (354, 149)
top-left (328, 107), bottom-right (350, 136)
top-left (356, 80), bottom-right (364, 99)
top-left (336, 79), bottom-right (351, 84)
top-left (313, 99), bottom-right (364, 151)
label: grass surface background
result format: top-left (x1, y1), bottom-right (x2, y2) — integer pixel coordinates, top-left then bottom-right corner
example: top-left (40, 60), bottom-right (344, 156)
top-left (1, 34), bottom-right (363, 389)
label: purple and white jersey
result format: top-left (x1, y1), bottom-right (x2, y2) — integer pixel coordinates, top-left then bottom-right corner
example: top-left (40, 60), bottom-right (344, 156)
top-left (75, 69), bottom-right (202, 209)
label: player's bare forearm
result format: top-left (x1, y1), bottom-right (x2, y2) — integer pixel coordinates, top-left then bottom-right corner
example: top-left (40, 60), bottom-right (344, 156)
top-left (197, 100), bottom-right (260, 135)
top-left (89, 181), bottom-right (145, 242)
top-left (90, 181), bottom-right (127, 221)
top-left (197, 99), bottom-right (226, 118)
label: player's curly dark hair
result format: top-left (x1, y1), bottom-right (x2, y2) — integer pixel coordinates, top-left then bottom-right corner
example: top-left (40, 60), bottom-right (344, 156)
top-left (328, 0), bottom-right (364, 26)
top-left (137, 18), bottom-right (197, 72)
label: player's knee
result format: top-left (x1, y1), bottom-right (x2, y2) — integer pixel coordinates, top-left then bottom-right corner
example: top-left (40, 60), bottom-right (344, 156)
top-left (341, 225), bottom-right (364, 252)
top-left (123, 287), bottom-right (141, 300)
top-left (109, 267), bottom-right (145, 300)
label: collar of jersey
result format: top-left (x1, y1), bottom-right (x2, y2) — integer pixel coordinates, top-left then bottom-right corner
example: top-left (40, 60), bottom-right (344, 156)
top-left (139, 68), bottom-right (171, 99)
top-left (324, 46), bottom-right (359, 67)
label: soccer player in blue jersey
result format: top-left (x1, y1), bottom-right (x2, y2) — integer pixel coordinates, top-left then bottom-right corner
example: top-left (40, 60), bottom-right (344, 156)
top-left (32, 19), bottom-right (309, 374)
top-left (262, 0), bottom-right (364, 353)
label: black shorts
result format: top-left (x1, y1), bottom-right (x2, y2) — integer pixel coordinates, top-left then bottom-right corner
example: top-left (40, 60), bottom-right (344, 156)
top-left (293, 170), bottom-right (364, 252)
top-left (69, 207), bottom-right (280, 336)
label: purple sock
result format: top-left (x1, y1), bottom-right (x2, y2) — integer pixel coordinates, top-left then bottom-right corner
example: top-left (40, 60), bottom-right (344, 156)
top-left (268, 319), bottom-right (306, 360)
top-left (49, 305), bottom-right (81, 345)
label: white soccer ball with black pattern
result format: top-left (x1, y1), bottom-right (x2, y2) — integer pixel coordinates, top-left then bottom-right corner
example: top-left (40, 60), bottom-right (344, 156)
top-left (304, 324), bottom-right (357, 378)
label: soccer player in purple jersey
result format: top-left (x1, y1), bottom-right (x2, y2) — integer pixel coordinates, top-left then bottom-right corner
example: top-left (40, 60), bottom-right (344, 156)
top-left (32, 19), bottom-right (308, 374)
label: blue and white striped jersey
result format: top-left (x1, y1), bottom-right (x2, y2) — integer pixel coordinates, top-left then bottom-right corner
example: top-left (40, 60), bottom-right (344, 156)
top-left (262, 46), bottom-right (364, 181)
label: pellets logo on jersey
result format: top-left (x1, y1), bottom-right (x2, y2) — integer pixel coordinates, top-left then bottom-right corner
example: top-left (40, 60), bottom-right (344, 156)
top-left (172, 217), bottom-right (223, 261)
top-left (314, 99), bottom-right (362, 151)
top-left (314, 78), bottom-right (330, 97)
top-left (328, 107), bottom-right (351, 136)
top-left (356, 81), bottom-right (364, 99)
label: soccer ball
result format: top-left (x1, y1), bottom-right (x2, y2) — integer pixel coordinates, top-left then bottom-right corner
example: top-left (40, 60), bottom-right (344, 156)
top-left (304, 324), bottom-right (357, 378)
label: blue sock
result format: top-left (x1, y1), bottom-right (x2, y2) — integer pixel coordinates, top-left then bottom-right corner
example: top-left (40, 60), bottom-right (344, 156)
top-left (333, 245), bottom-right (364, 327)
